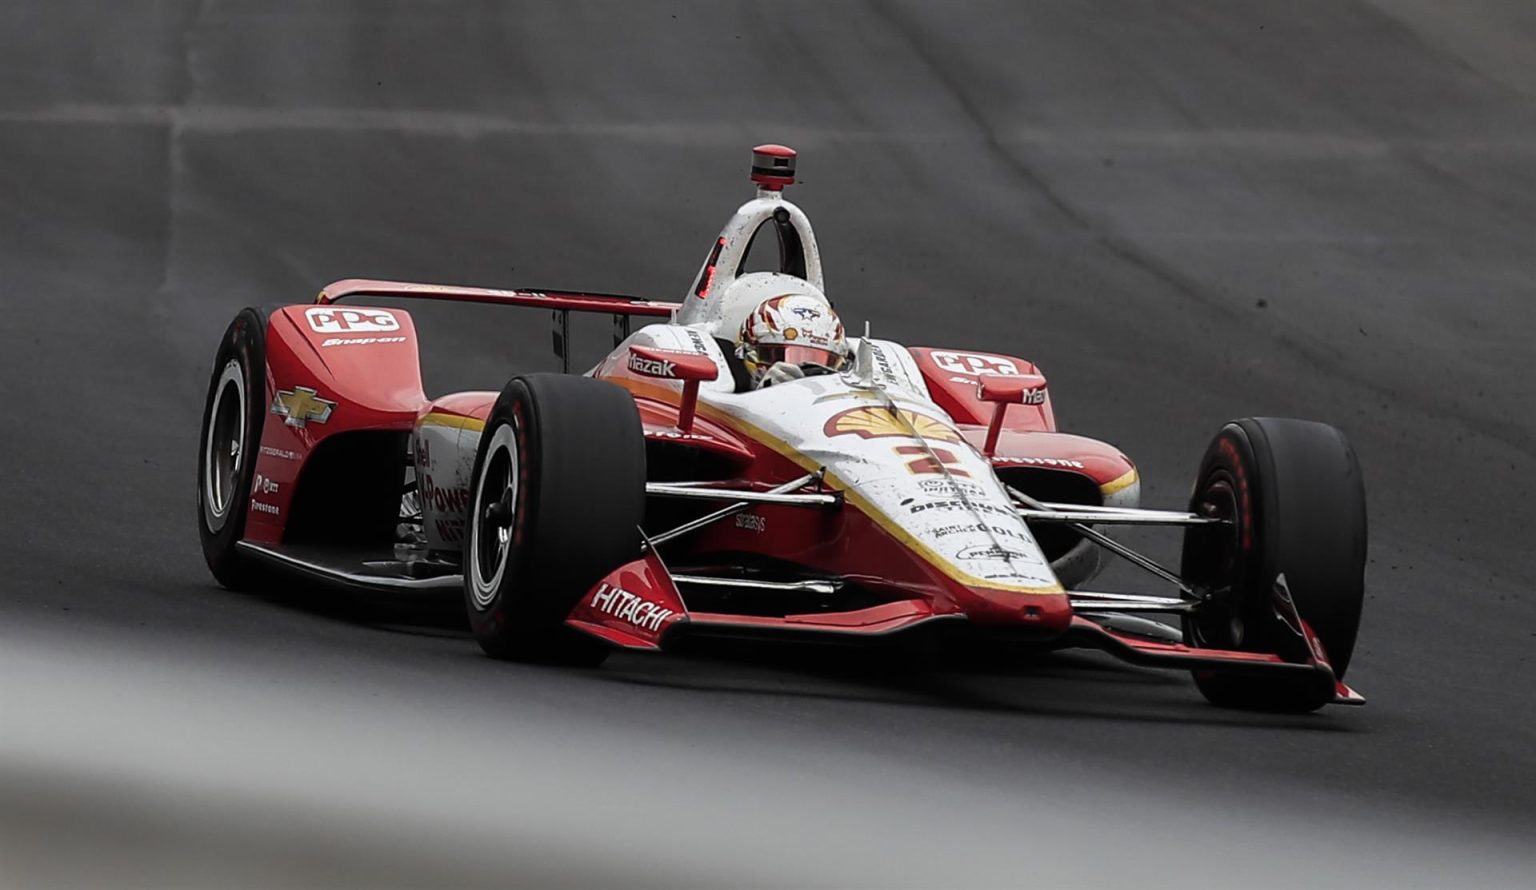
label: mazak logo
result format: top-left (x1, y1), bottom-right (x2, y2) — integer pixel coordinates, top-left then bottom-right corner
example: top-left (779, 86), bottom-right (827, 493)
top-left (590, 584), bottom-right (674, 632)
top-left (931, 351), bottom-right (1020, 377)
top-left (628, 353), bottom-right (677, 378)
top-left (304, 307), bottom-right (401, 334)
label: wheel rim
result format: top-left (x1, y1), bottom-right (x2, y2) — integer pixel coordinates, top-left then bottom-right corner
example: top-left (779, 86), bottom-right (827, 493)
top-left (468, 423), bottom-right (519, 611)
top-left (203, 359), bottom-right (247, 532)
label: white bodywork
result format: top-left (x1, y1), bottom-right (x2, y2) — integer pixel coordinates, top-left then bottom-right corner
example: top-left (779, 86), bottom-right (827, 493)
top-left (676, 188), bottom-right (826, 340)
top-left (601, 325), bottom-right (1060, 594)
top-left (616, 181), bottom-right (1061, 592)
top-left (414, 414), bottom-right (481, 551)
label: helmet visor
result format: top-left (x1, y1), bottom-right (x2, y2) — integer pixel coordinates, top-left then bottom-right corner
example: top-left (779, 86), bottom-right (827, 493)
top-left (756, 344), bottom-right (846, 370)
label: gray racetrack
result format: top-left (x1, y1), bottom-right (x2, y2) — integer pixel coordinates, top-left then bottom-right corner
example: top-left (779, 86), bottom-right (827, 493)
top-left (4, 2), bottom-right (1535, 887)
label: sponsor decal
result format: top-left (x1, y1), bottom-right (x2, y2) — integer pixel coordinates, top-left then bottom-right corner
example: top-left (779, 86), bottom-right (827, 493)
top-left (867, 342), bottom-right (897, 380)
top-left (895, 444), bottom-right (971, 477)
top-left (931, 351), bottom-right (1020, 377)
top-left (918, 478), bottom-right (984, 497)
top-left (270, 386), bottom-right (336, 428)
top-left (590, 584), bottom-right (674, 632)
top-left (909, 499), bottom-right (1015, 517)
top-left (304, 307), bottom-right (401, 334)
top-left (783, 327), bottom-right (799, 341)
top-left (628, 353), bottom-right (677, 378)
top-left (991, 456), bottom-right (1086, 469)
top-left (735, 513), bottom-right (767, 533)
top-left (931, 522), bottom-right (1029, 541)
top-left (645, 429), bottom-right (710, 442)
top-left (421, 474), bottom-right (471, 515)
top-left (790, 306), bottom-right (822, 320)
top-left (1018, 387), bottom-right (1048, 406)
top-left (260, 446), bottom-right (299, 461)
top-left (434, 518), bottom-right (465, 544)
top-left (932, 523), bottom-right (986, 538)
top-left (956, 544), bottom-right (1038, 563)
top-left (824, 406), bottom-right (962, 443)
top-left (685, 328), bottom-right (710, 353)
top-left (250, 501), bottom-right (280, 516)
top-left (320, 336), bottom-right (407, 347)
top-left (252, 473), bottom-right (279, 495)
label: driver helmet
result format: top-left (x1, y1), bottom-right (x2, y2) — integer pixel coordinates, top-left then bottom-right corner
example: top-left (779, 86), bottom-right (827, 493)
top-left (736, 292), bottom-right (848, 387)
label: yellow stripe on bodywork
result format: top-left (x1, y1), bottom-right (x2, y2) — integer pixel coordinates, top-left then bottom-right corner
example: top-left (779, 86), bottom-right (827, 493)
top-left (610, 376), bottom-right (1064, 595)
top-left (1100, 468), bottom-right (1139, 495)
top-left (421, 411), bottom-right (486, 432)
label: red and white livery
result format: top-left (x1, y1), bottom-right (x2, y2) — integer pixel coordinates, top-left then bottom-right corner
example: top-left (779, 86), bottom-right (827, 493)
top-left (197, 144), bottom-right (1369, 712)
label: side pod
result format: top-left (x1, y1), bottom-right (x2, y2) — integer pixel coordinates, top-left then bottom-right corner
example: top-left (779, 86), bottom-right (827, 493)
top-left (243, 305), bottom-right (427, 546)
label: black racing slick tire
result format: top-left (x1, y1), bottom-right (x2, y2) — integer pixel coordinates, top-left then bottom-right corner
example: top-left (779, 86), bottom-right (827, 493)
top-left (197, 307), bottom-right (270, 590)
top-left (463, 374), bottom-right (646, 665)
top-left (1180, 417), bottom-right (1367, 713)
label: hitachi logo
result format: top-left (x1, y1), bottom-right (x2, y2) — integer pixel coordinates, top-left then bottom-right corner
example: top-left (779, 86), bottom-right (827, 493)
top-left (627, 354), bottom-right (677, 378)
top-left (590, 583), bottom-right (674, 632)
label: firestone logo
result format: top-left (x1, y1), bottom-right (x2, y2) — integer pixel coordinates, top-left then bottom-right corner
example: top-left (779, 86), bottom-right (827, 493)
top-left (991, 456), bottom-right (1085, 469)
top-left (628, 354), bottom-right (677, 378)
top-left (305, 307), bottom-right (401, 334)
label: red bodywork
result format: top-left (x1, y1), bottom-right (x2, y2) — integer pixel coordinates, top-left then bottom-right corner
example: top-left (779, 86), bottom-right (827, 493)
top-left (242, 279), bottom-right (1358, 705)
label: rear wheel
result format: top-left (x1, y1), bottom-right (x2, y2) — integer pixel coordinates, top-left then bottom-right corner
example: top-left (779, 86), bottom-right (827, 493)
top-left (1181, 417), bottom-right (1367, 712)
top-left (196, 308), bottom-right (269, 590)
top-left (464, 374), bottom-right (646, 664)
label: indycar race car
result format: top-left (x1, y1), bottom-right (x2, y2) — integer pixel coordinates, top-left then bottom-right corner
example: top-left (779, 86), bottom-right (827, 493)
top-left (197, 144), bottom-right (1368, 712)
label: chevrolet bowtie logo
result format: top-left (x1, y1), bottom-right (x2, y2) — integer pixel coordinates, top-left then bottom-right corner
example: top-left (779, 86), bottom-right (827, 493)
top-left (271, 386), bottom-right (336, 428)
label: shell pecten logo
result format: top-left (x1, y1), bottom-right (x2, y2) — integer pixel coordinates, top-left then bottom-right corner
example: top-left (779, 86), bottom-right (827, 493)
top-left (823, 406), bottom-right (962, 443)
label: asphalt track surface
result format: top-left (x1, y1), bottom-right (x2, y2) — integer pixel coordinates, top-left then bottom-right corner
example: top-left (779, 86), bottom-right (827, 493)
top-left (4, 2), bottom-right (1536, 887)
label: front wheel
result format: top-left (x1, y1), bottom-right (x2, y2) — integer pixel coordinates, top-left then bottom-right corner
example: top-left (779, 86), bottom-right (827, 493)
top-left (463, 374), bottom-right (646, 665)
top-left (1181, 417), bottom-right (1367, 712)
top-left (196, 308), bottom-right (269, 590)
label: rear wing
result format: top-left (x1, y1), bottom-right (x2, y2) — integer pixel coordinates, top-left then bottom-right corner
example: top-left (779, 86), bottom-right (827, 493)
top-left (318, 278), bottom-right (682, 372)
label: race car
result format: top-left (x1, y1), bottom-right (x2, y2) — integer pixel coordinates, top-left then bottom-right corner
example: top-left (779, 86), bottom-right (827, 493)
top-left (196, 144), bottom-right (1368, 712)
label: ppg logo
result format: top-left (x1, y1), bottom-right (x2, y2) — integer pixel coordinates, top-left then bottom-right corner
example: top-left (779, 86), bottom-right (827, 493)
top-left (930, 351), bottom-right (1020, 376)
top-left (304, 307), bottom-right (401, 334)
